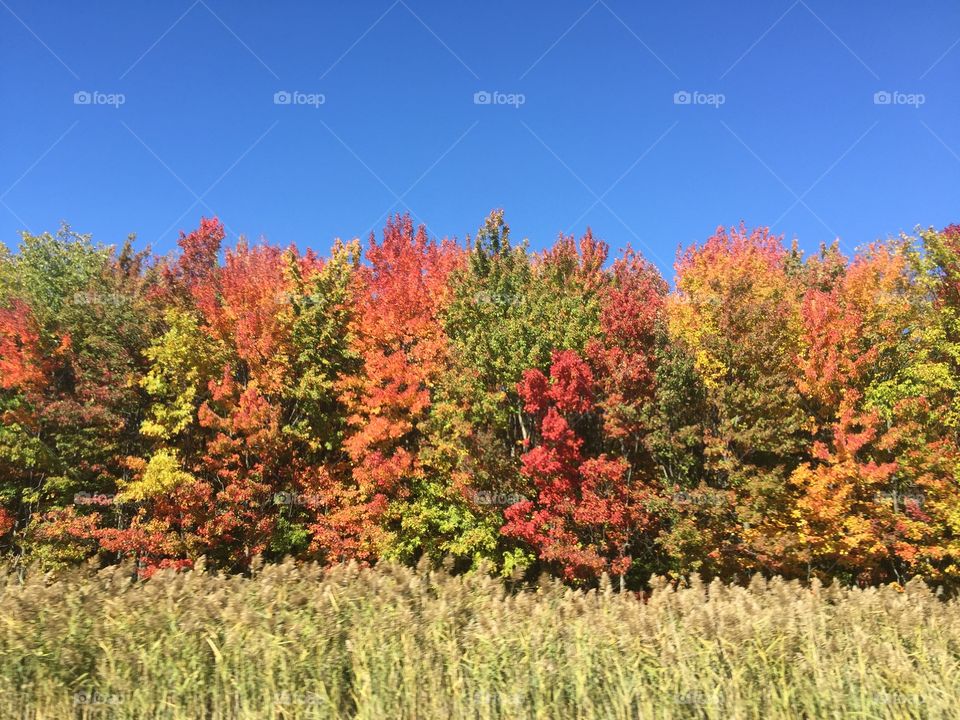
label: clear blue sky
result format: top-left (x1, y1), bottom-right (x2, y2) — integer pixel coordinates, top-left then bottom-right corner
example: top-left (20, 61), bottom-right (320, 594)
top-left (2, 1), bottom-right (958, 276)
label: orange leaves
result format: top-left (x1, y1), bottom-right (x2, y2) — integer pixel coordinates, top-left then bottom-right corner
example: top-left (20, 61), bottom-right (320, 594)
top-left (343, 349), bottom-right (429, 435)
top-left (787, 459), bottom-right (894, 577)
top-left (797, 287), bottom-right (870, 408)
top-left (355, 215), bottom-right (461, 351)
top-left (175, 216), bottom-right (224, 292)
top-left (201, 242), bottom-right (294, 395)
top-left (776, 390), bottom-right (899, 580)
top-left (936, 223), bottom-right (960, 308)
top-left (0, 507), bottom-right (15, 537)
top-left (202, 380), bottom-right (281, 440)
top-left (322, 215), bottom-right (463, 559)
top-left (0, 299), bottom-right (48, 391)
top-left (797, 241), bottom-right (914, 409)
top-left (339, 216), bottom-right (460, 473)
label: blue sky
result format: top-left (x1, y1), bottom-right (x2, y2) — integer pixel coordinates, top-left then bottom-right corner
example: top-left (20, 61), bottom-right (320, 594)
top-left (1, 1), bottom-right (958, 277)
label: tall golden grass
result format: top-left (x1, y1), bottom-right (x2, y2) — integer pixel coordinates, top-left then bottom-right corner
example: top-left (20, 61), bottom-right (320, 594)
top-left (0, 560), bottom-right (957, 719)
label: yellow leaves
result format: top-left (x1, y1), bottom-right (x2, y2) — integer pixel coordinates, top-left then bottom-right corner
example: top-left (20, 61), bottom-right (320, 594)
top-left (940, 502), bottom-right (960, 535)
top-left (667, 226), bottom-right (805, 399)
top-left (665, 294), bottom-right (726, 389)
top-left (116, 448), bottom-right (194, 503)
top-left (139, 419), bottom-right (170, 440)
top-left (694, 349), bottom-right (726, 391)
top-left (140, 308), bottom-right (223, 440)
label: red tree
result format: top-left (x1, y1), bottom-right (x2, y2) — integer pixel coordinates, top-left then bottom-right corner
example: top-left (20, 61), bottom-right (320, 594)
top-left (503, 350), bottom-right (652, 583)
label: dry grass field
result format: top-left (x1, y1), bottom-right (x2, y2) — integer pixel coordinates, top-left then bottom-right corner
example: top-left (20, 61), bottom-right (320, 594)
top-left (1, 561), bottom-right (957, 719)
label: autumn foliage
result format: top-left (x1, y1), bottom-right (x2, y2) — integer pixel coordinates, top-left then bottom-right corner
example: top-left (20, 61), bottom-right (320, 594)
top-left (1, 215), bottom-right (959, 588)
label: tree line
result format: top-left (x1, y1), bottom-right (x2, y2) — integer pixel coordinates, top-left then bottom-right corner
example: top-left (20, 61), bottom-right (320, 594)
top-left (1, 212), bottom-right (958, 588)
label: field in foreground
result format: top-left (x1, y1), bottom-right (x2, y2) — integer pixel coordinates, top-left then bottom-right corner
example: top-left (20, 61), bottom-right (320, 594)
top-left (1, 562), bottom-right (958, 719)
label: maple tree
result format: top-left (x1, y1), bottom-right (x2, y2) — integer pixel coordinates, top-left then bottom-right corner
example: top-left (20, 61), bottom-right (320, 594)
top-left (330, 215), bottom-right (463, 563)
top-left (503, 349), bottom-right (654, 585)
